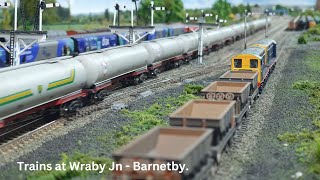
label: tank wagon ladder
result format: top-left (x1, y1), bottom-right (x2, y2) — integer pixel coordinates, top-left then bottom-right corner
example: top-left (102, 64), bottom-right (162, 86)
top-left (9, 31), bottom-right (15, 66)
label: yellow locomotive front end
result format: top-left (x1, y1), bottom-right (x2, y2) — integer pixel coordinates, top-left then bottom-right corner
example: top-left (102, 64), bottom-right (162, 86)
top-left (231, 39), bottom-right (277, 93)
top-left (231, 48), bottom-right (263, 86)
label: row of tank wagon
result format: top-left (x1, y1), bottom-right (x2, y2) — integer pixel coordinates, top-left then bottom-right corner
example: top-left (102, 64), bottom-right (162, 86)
top-left (287, 15), bottom-right (319, 31)
top-left (0, 25), bottom-right (187, 68)
top-left (0, 19), bottom-right (270, 68)
top-left (0, 19), bottom-right (270, 129)
top-left (112, 39), bottom-right (277, 180)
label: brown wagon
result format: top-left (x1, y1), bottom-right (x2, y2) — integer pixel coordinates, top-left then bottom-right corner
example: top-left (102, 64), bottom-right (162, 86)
top-left (287, 16), bottom-right (301, 31)
top-left (219, 71), bottom-right (259, 103)
top-left (201, 81), bottom-right (250, 123)
top-left (112, 127), bottom-right (213, 180)
top-left (169, 99), bottom-right (236, 162)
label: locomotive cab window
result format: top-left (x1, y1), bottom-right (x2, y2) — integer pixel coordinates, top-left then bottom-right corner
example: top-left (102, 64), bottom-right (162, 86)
top-left (234, 59), bottom-right (242, 68)
top-left (250, 59), bottom-right (258, 68)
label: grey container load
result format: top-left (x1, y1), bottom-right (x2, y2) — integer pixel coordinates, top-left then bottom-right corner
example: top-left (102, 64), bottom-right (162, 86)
top-left (34, 40), bottom-right (59, 61)
top-left (138, 37), bottom-right (184, 64)
top-left (77, 45), bottom-right (150, 88)
top-left (219, 71), bottom-right (259, 95)
top-left (113, 127), bottom-right (213, 177)
top-left (169, 100), bottom-right (235, 133)
top-left (0, 59), bottom-right (87, 121)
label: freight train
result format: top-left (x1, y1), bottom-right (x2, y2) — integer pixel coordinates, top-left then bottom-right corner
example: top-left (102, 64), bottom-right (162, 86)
top-left (0, 18), bottom-right (270, 129)
top-left (287, 15), bottom-right (318, 31)
top-left (0, 24), bottom-right (187, 68)
top-left (112, 38), bottom-right (277, 180)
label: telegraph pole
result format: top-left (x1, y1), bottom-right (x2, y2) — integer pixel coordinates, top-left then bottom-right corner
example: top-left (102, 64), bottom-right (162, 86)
top-left (0, 0), bottom-right (59, 66)
top-left (110, 0), bottom-right (165, 44)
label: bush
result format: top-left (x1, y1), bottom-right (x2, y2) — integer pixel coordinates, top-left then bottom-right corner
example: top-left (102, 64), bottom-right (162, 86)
top-left (298, 35), bottom-right (307, 44)
top-left (308, 27), bottom-right (320, 35)
top-left (184, 84), bottom-right (205, 95)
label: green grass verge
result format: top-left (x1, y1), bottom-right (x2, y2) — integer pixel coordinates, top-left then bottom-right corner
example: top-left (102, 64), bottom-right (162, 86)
top-left (278, 48), bottom-right (320, 174)
top-left (278, 81), bottom-right (320, 174)
top-left (298, 25), bottom-right (320, 44)
top-left (278, 80), bottom-right (320, 174)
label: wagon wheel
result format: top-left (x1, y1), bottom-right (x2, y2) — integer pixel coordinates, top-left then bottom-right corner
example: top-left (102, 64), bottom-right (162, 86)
top-left (185, 56), bottom-right (192, 63)
top-left (216, 93), bottom-right (225, 100)
top-left (152, 68), bottom-right (161, 77)
top-left (174, 61), bottom-right (181, 68)
top-left (225, 93), bottom-right (235, 100)
top-left (206, 93), bottom-right (215, 100)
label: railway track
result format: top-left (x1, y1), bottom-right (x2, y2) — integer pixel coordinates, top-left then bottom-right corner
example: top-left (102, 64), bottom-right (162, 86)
top-left (211, 25), bottom-right (292, 177)
top-left (0, 17), bottom-right (290, 164)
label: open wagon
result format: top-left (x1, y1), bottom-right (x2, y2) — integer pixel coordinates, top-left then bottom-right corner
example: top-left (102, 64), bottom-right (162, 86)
top-left (219, 71), bottom-right (259, 104)
top-left (201, 81), bottom-right (251, 123)
top-left (113, 127), bottom-right (213, 180)
top-left (169, 100), bottom-right (236, 162)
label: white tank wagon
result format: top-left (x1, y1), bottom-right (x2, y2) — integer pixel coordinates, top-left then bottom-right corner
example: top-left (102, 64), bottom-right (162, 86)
top-left (138, 37), bottom-right (184, 64)
top-left (232, 23), bottom-right (246, 40)
top-left (77, 44), bottom-right (150, 88)
top-left (248, 18), bottom-right (271, 33)
top-left (175, 33), bottom-right (199, 53)
top-left (0, 60), bottom-right (87, 127)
